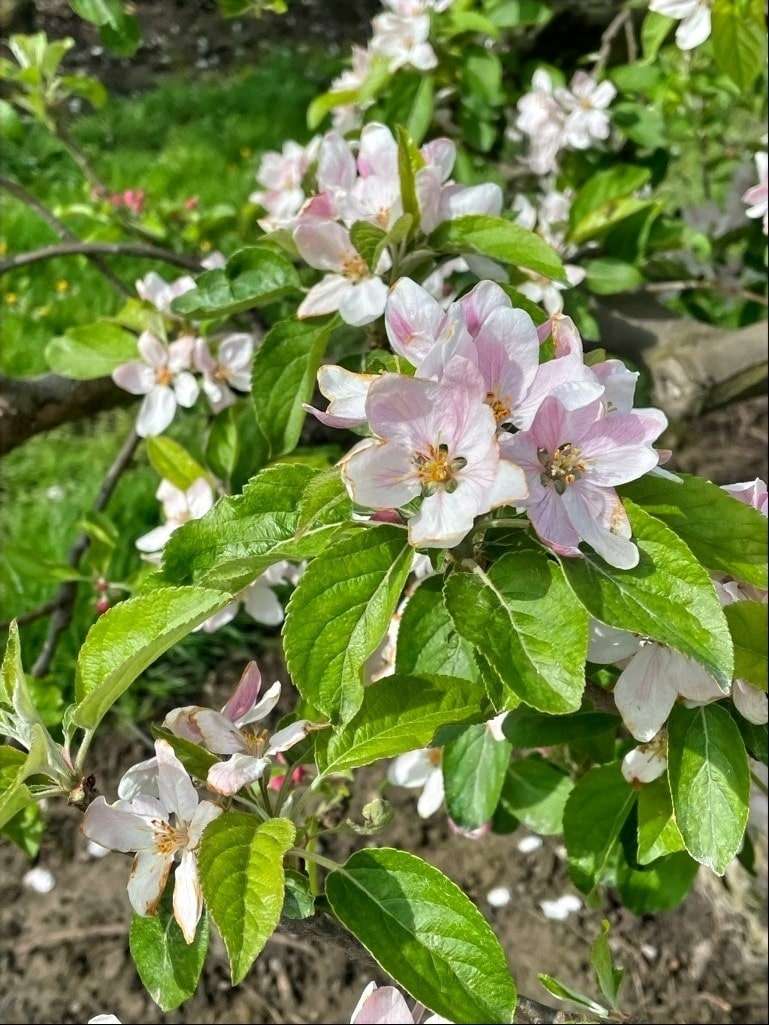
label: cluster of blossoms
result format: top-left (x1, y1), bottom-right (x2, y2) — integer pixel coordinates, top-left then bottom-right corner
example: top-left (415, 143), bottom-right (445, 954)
top-left (113, 271), bottom-right (256, 436)
top-left (587, 478), bottom-right (768, 785)
top-left (82, 663), bottom-right (312, 939)
top-left (309, 276), bottom-right (667, 565)
top-left (326, 0), bottom-right (454, 133)
top-left (136, 476), bottom-right (299, 629)
top-left (515, 69), bottom-right (616, 175)
top-left (649, 0), bottom-right (712, 51)
top-left (287, 124), bottom-right (501, 326)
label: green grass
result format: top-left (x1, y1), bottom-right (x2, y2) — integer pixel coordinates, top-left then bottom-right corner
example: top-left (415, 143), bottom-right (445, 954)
top-left (0, 46), bottom-right (339, 714)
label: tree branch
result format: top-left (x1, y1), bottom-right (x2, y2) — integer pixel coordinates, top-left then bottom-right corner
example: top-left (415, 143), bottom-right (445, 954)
top-left (31, 428), bottom-right (140, 677)
top-left (0, 240), bottom-right (204, 275)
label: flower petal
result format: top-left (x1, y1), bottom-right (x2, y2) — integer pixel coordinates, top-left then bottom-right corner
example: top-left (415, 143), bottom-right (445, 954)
top-left (112, 361), bottom-right (155, 396)
top-left (339, 277), bottom-right (389, 326)
top-left (417, 767), bottom-right (445, 818)
top-left (613, 645), bottom-right (679, 742)
top-left (82, 796), bottom-right (156, 853)
top-left (127, 849), bottom-right (174, 917)
top-left (136, 386), bottom-right (177, 437)
top-left (221, 661), bottom-right (262, 722)
top-left (155, 739), bottom-right (198, 823)
top-left (238, 679), bottom-right (282, 726)
top-left (387, 749), bottom-right (433, 789)
top-left (298, 274), bottom-right (351, 318)
top-left (207, 752), bottom-right (270, 795)
top-left (173, 849), bottom-right (203, 943)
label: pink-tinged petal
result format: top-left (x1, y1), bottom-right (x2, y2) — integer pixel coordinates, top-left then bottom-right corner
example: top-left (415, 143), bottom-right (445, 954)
top-left (579, 416), bottom-right (660, 486)
top-left (562, 482), bottom-right (638, 569)
top-left (408, 487), bottom-right (479, 549)
top-left (299, 191), bottom-right (338, 221)
top-left (163, 706), bottom-right (206, 744)
top-left (315, 364), bottom-right (376, 426)
top-left (525, 393), bottom-right (603, 454)
top-left (317, 132), bottom-right (356, 195)
top-left (138, 331), bottom-right (167, 369)
top-left (515, 357), bottom-right (603, 430)
top-left (439, 183), bottom-right (503, 222)
top-left (193, 337), bottom-right (216, 374)
top-left (591, 359), bottom-right (639, 413)
top-left (136, 386), bottom-right (177, 437)
top-left (112, 360), bottom-right (155, 395)
top-left (422, 137), bottom-right (456, 182)
top-left (187, 800), bottom-right (222, 848)
top-left (127, 849), bottom-right (174, 916)
top-left (345, 174), bottom-right (402, 229)
top-left (387, 749), bottom-right (433, 788)
top-left (173, 371), bottom-right (200, 409)
top-left (733, 679), bottom-right (768, 725)
top-left (357, 122), bottom-right (398, 179)
top-left (350, 982), bottom-right (379, 1024)
top-left (366, 372), bottom-right (435, 444)
top-left (474, 306), bottom-right (540, 411)
top-left (526, 486), bottom-right (582, 556)
top-left (351, 984), bottom-right (415, 1024)
top-left (415, 166), bottom-right (443, 234)
top-left (385, 277), bottom-right (445, 364)
top-left (136, 271), bottom-right (168, 309)
top-left (417, 767), bottom-right (445, 818)
top-left (185, 478), bottom-right (214, 519)
top-left (189, 709), bottom-right (247, 754)
top-left (243, 581), bottom-right (284, 626)
top-left (173, 849), bottom-right (203, 943)
top-left (298, 274), bottom-right (351, 318)
top-left (221, 661), bottom-right (262, 722)
top-left (339, 277), bottom-right (388, 326)
top-left (266, 719), bottom-right (310, 755)
top-left (207, 752), bottom-right (270, 795)
top-left (82, 796), bottom-right (156, 853)
top-left (458, 280), bottom-right (511, 336)
top-left (614, 645), bottom-right (679, 741)
top-left (118, 756), bottom-right (160, 801)
top-left (487, 458), bottom-right (528, 509)
top-left (722, 478), bottom-right (768, 516)
top-left (155, 739), bottom-right (198, 823)
top-left (621, 743), bottom-right (667, 785)
top-left (588, 621), bottom-right (641, 664)
top-left (342, 439), bottom-right (421, 509)
top-left (135, 522), bottom-right (176, 554)
top-left (238, 679), bottom-right (282, 726)
top-left (294, 220), bottom-right (353, 272)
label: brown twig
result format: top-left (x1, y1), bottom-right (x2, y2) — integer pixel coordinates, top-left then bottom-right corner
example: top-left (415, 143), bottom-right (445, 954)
top-left (0, 175), bottom-right (131, 297)
top-left (0, 240), bottom-right (203, 275)
top-left (0, 599), bottom-right (59, 633)
top-left (31, 428), bottom-right (140, 678)
top-left (594, 6), bottom-right (632, 76)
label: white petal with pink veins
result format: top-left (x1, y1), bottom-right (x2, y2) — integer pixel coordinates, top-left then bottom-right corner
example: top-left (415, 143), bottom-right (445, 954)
top-left (385, 277), bottom-right (445, 364)
top-left (350, 983), bottom-right (415, 1024)
top-left (237, 679), bottom-right (282, 726)
top-left (343, 440), bottom-right (420, 510)
top-left (562, 481), bottom-right (638, 569)
top-left (408, 487), bottom-right (480, 549)
top-left (294, 220), bottom-right (353, 272)
top-left (189, 709), bottom-right (248, 754)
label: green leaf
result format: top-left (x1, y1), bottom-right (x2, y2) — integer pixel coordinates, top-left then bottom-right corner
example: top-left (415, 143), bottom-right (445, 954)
top-left (206, 402), bottom-right (267, 492)
top-left (444, 551), bottom-right (588, 714)
top-left (725, 602), bottom-right (767, 690)
top-left (616, 850), bottom-right (699, 914)
top-left (591, 920), bottom-right (624, 1009)
top-left (316, 673), bottom-right (487, 776)
top-left (621, 474), bottom-right (768, 589)
top-left (641, 11), bottom-right (674, 60)
top-left (59, 73), bottom-right (107, 107)
top-left (151, 726), bottom-right (218, 782)
top-left (585, 258), bottom-right (644, 295)
top-left (712, 0), bottom-right (766, 91)
top-left (284, 524), bottom-right (413, 723)
top-left (326, 848), bottom-right (517, 1024)
top-left (251, 314), bottom-right (338, 460)
top-left (171, 246), bottom-right (300, 319)
top-left (396, 125), bottom-right (422, 231)
top-left (488, 0), bottom-right (552, 28)
top-left (569, 165), bottom-right (652, 244)
top-left (728, 704), bottom-right (768, 764)
top-left (198, 814), bottom-right (295, 985)
top-left (443, 723), bottom-right (511, 829)
top-left (561, 501), bottom-right (734, 690)
top-left (430, 214), bottom-right (566, 281)
top-left (129, 890), bottom-right (208, 1012)
top-left (307, 87), bottom-right (359, 130)
top-left (45, 321), bottom-right (138, 379)
top-left (146, 436), bottom-right (207, 491)
top-left (350, 220), bottom-right (388, 270)
top-left (295, 467), bottom-right (353, 535)
top-left (667, 704), bottom-right (749, 875)
top-left (162, 464), bottom-right (340, 591)
top-left (497, 756), bottom-right (574, 835)
top-left (396, 575), bottom-right (480, 681)
top-left (282, 869), bottom-right (315, 920)
top-left (636, 776), bottom-right (684, 865)
top-left (563, 762), bottom-right (636, 893)
top-left (502, 708), bottom-right (619, 748)
top-left (73, 586), bottom-right (230, 729)
top-left (1, 801), bottom-right (43, 858)
top-left (0, 746), bottom-right (32, 832)
top-left (69, 0), bottom-right (124, 27)
top-left (405, 75), bottom-right (434, 144)
top-left (537, 975), bottom-right (608, 1018)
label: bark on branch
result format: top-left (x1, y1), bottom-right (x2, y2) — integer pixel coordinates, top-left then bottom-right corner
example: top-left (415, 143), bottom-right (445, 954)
top-left (0, 241), bottom-right (204, 275)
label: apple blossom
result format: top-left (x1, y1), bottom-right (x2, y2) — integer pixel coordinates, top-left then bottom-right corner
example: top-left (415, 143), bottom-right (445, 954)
top-left (136, 477), bottom-right (215, 558)
top-left (250, 137), bottom-right (319, 232)
top-left (164, 660), bottom-right (311, 796)
top-left (387, 747), bottom-right (445, 818)
top-left (329, 46), bottom-right (374, 133)
top-left (370, 11), bottom-right (437, 72)
top-left (621, 732), bottom-right (668, 785)
top-left (723, 477), bottom-right (768, 516)
top-left (515, 69), bottom-right (565, 175)
top-left (304, 364), bottom-right (378, 429)
top-left (112, 332), bottom-right (200, 437)
top-left (742, 152), bottom-right (768, 234)
top-left (649, 0), bottom-right (712, 51)
top-left (557, 72), bottom-right (616, 150)
top-left (82, 740), bottom-right (222, 943)
top-left (193, 333), bottom-right (255, 413)
top-left (200, 561), bottom-right (298, 631)
top-left (351, 982), bottom-right (450, 1025)
top-left (135, 271), bottom-right (196, 314)
top-left (500, 396), bottom-right (666, 568)
top-left (341, 355), bottom-right (527, 548)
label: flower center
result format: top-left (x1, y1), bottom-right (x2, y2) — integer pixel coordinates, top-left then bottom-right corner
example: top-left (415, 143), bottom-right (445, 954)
top-left (155, 366), bottom-right (173, 386)
top-left (152, 819), bottom-right (188, 855)
top-left (240, 726), bottom-right (270, 756)
top-left (342, 253), bottom-right (369, 282)
top-left (427, 748), bottom-right (442, 767)
top-left (213, 365), bottom-right (231, 382)
top-left (486, 392), bottom-right (511, 425)
top-left (414, 443), bottom-right (467, 496)
top-left (376, 207), bottom-right (390, 228)
top-left (538, 442), bottom-right (586, 495)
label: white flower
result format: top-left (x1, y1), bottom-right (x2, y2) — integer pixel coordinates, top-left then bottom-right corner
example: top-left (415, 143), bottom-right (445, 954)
top-left (164, 661), bottom-right (310, 796)
top-left (193, 333), bottom-right (255, 413)
top-left (135, 271), bottom-right (196, 314)
top-left (515, 70), bottom-right (565, 174)
top-left (82, 740), bottom-right (222, 943)
top-left (517, 834), bottom-right (544, 854)
top-left (201, 561), bottom-right (298, 631)
top-left (136, 477), bottom-right (214, 558)
top-left (621, 733), bottom-right (668, 785)
top-left (388, 748), bottom-right (444, 818)
top-left (351, 981), bottom-right (451, 1024)
top-left (112, 332), bottom-right (200, 437)
top-left (371, 12), bottom-right (437, 72)
top-left (250, 138), bottom-right (319, 232)
top-left (557, 72), bottom-right (616, 150)
top-left (649, 0), bottom-right (712, 51)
